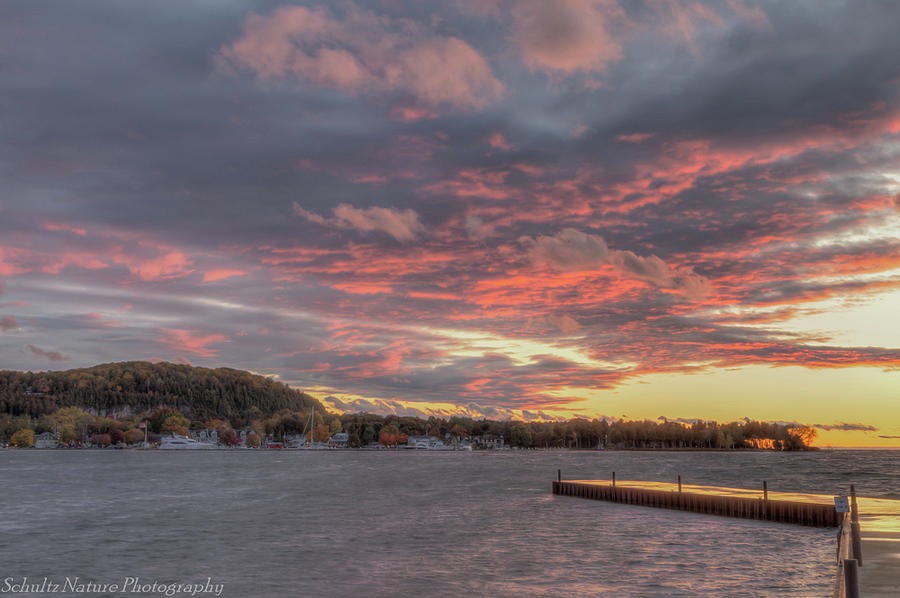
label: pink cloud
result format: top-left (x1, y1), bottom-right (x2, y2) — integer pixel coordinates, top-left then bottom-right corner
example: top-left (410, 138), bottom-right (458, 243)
top-left (43, 222), bottom-right (87, 236)
top-left (523, 228), bottom-right (709, 298)
top-left (218, 4), bottom-right (503, 112)
top-left (421, 168), bottom-right (511, 200)
top-left (391, 106), bottom-right (438, 122)
top-left (80, 313), bottom-right (121, 328)
top-left (652, 0), bottom-right (770, 56)
top-left (202, 268), bottom-right (248, 282)
top-left (617, 132), bottom-right (655, 143)
top-left (293, 202), bottom-right (425, 242)
top-left (158, 329), bottom-right (229, 357)
top-left (331, 282), bottom-right (394, 295)
top-left (546, 313), bottom-right (581, 334)
top-left (487, 132), bottom-right (514, 151)
top-left (0, 247), bottom-right (28, 276)
top-left (124, 251), bottom-right (194, 281)
top-left (511, 0), bottom-right (625, 74)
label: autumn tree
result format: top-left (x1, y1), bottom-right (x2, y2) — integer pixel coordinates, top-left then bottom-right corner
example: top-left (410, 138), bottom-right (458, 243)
top-left (313, 424), bottom-right (331, 443)
top-left (379, 424), bottom-right (402, 447)
top-left (788, 426), bottom-right (818, 448)
top-left (11, 428), bottom-right (34, 447)
top-left (124, 428), bottom-right (145, 445)
top-left (160, 413), bottom-right (190, 437)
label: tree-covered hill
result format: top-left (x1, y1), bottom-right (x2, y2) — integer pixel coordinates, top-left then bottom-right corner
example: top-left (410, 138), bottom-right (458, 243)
top-left (0, 361), bottom-right (321, 425)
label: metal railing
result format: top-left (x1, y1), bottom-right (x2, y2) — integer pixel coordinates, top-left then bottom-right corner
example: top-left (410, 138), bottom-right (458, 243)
top-left (833, 485), bottom-right (862, 598)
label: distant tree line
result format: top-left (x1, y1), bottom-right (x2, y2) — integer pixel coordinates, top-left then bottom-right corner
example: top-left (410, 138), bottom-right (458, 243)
top-left (0, 362), bottom-right (817, 450)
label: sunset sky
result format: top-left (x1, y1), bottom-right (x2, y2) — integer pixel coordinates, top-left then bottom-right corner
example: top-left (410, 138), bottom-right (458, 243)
top-left (1, 1), bottom-right (899, 446)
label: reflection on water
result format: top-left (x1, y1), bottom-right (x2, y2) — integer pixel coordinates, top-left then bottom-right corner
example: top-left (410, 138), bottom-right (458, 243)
top-left (0, 449), bottom-right (896, 597)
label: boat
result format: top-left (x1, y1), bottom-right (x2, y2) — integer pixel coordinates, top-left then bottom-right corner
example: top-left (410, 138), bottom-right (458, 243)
top-left (159, 434), bottom-right (216, 449)
top-left (297, 408), bottom-right (327, 449)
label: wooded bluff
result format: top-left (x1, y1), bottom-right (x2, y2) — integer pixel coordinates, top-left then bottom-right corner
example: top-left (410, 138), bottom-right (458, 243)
top-left (0, 361), bottom-right (321, 426)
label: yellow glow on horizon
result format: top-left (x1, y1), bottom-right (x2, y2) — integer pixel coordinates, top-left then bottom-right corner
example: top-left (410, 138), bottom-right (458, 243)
top-left (545, 365), bottom-right (900, 447)
top-left (301, 364), bottom-right (900, 447)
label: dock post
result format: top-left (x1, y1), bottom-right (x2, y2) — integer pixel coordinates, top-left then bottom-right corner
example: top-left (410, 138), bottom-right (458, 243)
top-left (850, 485), bottom-right (862, 567)
top-left (558, 469), bottom-right (561, 483)
top-left (843, 559), bottom-right (860, 598)
top-left (763, 480), bottom-right (768, 501)
top-left (762, 481), bottom-right (768, 519)
top-left (678, 475), bottom-right (682, 493)
top-left (612, 471), bottom-right (615, 488)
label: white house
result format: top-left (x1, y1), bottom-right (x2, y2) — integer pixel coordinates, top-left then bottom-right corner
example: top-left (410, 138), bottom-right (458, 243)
top-left (328, 432), bottom-right (349, 448)
top-left (34, 432), bottom-right (58, 449)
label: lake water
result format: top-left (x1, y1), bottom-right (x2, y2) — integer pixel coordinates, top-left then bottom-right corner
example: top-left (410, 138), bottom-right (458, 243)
top-left (1, 449), bottom-right (897, 597)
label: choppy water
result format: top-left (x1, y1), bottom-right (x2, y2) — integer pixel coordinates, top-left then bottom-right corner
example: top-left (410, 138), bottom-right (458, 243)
top-left (0, 449), bottom-right (896, 597)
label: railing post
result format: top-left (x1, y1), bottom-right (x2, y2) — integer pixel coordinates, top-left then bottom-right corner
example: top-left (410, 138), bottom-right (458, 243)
top-left (843, 559), bottom-right (860, 598)
top-left (850, 485), bottom-right (862, 566)
top-left (678, 475), bottom-right (682, 493)
top-left (558, 469), bottom-right (561, 483)
top-left (612, 471), bottom-right (615, 488)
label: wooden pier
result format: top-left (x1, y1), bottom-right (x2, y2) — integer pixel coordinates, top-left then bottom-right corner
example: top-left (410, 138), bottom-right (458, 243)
top-left (553, 474), bottom-right (900, 596)
top-left (552, 477), bottom-right (841, 527)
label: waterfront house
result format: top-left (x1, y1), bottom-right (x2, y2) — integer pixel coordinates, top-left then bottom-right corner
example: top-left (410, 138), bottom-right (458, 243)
top-left (328, 432), bottom-right (349, 448)
top-left (34, 432), bottom-right (58, 449)
top-left (190, 429), bottom-right (218, 444)
top-left (472, 434), bottom-right (505, 449)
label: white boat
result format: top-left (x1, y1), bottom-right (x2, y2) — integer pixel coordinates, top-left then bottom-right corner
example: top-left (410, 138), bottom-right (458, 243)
top-left (296, 408), bottom-right (327, 449)
top-left (159, 434), bottom-right (216, 449)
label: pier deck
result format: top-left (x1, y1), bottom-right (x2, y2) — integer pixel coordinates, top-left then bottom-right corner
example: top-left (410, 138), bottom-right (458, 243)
top-left (855, 497), bottom-right (900, 597)
top-left (553, 478), bottom-right (841, 526)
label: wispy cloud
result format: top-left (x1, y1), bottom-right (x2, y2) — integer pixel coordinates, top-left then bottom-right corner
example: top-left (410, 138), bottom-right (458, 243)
top-left (294, 202), bottom-right (426, 242)
top-left (25, 344), bottom-right (70, 362)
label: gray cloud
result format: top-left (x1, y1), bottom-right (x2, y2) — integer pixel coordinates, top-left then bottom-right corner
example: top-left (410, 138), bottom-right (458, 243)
top-left (813, 422), bottom-right (878, 432)
top-left (25, 344), bottom-right (70, 362)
